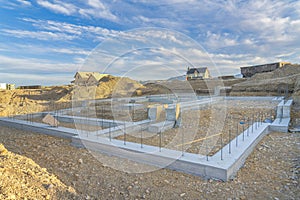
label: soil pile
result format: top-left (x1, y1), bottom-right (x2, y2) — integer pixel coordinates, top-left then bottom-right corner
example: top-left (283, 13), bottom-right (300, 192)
top-left (72, 75), bottom-right (145, 100)
top-left (141, 78), bottom-right (245, 95)
top-left (0, 86), bottom-right (73, 117)
top-left (97, 75), bottom-right (144, 98)
top-left (0, 76), bottom-right (144, 116)
top-left (0, 143), bottom-right (76, 199)
top-left (292, 76), bottom-right (300, 105)
top-left (231, 64), bottom-right (300, 95)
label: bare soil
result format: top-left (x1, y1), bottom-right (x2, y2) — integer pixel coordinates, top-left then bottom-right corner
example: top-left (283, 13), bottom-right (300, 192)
top-left (0, 143), bottom-right (76, 199)
top-left (116, 100), bottom-right (278, 156)
top-left (0, 126), bottom-right (299, 199)
top-left (29, 117), bottom-right (103, 131)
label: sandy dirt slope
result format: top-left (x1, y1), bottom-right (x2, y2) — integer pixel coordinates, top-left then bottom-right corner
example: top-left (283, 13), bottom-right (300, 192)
top-left (0, 75), bottom-right (145, 117)
top-left (0, 86), bottom-right (73, 117)
top-left (0, 143), bottom-right (76, 199)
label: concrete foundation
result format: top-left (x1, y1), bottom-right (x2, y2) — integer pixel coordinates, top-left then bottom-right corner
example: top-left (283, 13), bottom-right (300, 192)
top-left (0, 96), bottom-right (291, 181)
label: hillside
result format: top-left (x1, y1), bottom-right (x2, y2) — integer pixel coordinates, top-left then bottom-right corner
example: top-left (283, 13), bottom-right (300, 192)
top-left (231, 64), bottom-right (300, 96)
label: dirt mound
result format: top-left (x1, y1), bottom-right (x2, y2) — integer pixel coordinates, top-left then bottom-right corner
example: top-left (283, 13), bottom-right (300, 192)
top-left (231, 64), bottom-right (300, 95)
top-left (0, 143), bottom-right (76, 199)
top-left (292, 77), bottom-right (300, 105)
top-left (97, 75), bottom-right (144, 98)
top-left (73, 75), bottom-right (145, 100)
top-left (251, 64), bottom-right (300, 80)
top-left (0, 86), bottom-right (72, 117)
top-left (43, 86), bottom-right (73, 102)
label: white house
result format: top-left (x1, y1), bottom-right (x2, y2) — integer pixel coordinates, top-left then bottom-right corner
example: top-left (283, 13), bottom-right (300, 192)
top-left (186, 67), bottom-right (211, 80)
top-left (0, 83), bottom-right (7, 90)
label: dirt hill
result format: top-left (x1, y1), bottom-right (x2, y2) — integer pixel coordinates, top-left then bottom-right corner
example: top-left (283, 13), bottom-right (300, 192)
top-left (0, 86), bottom-right (73, 117)
top-left (0, 75), bottom-right (145, 117)
top-left (0, 143), bottom-right (76, 199)
top-left (231, 64), bottom-right (300, 96)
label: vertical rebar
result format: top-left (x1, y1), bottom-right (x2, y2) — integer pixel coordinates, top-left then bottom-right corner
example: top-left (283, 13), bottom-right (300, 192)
top-left (260, 112), bottom-right (262, 125)
top-left (236, 122), bottom-right (238, 147)
top-left (206, 142), bottom-right (208, 161)
top-left (242, 120), bottom-right (245, 142)
top-left (109, 122), bottom-right (111, 141)
top-left (140, 125), bottom-right (143, 148)
top-left (132, 103), bottom-right (135, 122)
top-left (247, 117), bottom-right (249, 137)
top-left (102, 106), bottom-right (104, 127)
top-left (181, 130), bottom-right (184, 156)
top-left (159, 131), bottom-right (162, 152)
top-left (221, 133), bottom-right (223, 160)
top-left (123, 122), bottom-right (126, 145)
top-left (251, 114), bottom-right (254, 133)
top-left (229, 127), bottom-right (231, 154)
top-left (255, 115), bottom-right (257, 130)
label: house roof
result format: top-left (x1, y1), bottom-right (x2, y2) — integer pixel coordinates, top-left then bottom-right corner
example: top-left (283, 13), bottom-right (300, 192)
top-left (74, 72), bottom-right (100, 79)
top-left (88, 73), bottom-right (109, 82)
top-left (187, 67), bottom-right (207, 74)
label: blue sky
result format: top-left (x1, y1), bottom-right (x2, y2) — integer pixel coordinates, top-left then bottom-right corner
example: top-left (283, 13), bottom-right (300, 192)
top-left (0, 0), bottom-right (299, 85)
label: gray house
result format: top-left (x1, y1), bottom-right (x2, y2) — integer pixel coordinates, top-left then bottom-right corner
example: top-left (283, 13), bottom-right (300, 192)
top-left (240, 62), bottom-right (290, 78)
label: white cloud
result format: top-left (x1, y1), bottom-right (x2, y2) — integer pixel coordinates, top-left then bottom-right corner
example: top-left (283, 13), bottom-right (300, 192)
top-left (0, 0), bottom-right (32, 9)
top-left (16, 0), bottom-right (31, 6)
top-left (36, 0), bottom-right (76, 15)
top-left (36, 0), bottom-right (118, 21)
top-left (1, 29), bottom-right (77, 40)
top-left (0, 55), bottom-right (79, 73)
top-left (20, 18), bottom-right (121, 41)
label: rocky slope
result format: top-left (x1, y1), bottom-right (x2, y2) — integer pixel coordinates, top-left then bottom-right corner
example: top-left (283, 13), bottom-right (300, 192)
top-left (231, 64), bottom-right (300, 96)
top-left (0, 143), bottom-right (76, 199)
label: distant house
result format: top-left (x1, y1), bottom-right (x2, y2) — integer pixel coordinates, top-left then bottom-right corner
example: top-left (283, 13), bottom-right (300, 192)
top-left (72, 72), bottom-right (108, 86)
top-left (0, 83), bottom-right (15, 90)
top-left (240, 62), bottom-right (291, 78)
top-left (6, 84), bottom-right (15, 90)
top-left (19, 85), bottom-right (41, 89)
top-left (0, 83), bottom-right (6, 90)
top-left (186, 67), bottom-right (210, 80)
top-left (86, 73), bottom-right (108, 86)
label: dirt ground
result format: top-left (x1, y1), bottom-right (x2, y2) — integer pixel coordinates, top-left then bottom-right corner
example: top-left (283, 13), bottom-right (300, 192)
top-left (0, 70), bottom-right (299, 199)
top-left (0, 126), bottom-right (299, 200)
top-left (115, 100), bottom-right (277, 156)
top-left (231, 64), bottom-right (300, 96)
top-left (0, 143), bottom-right (76, 199)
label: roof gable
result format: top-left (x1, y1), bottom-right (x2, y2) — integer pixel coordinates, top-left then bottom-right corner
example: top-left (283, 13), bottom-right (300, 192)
top-left (75, 72), bottom-right (103, 79)
top-left (187, 67), bottom-right (207, 74)
top-left (74, 72), bottom-right (92, 79)
top-left (89, 73), bottom-right (109, 81)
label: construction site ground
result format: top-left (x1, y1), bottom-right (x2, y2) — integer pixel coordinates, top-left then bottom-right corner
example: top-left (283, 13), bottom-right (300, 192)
top-left (0, 126), bottom-right (299, 199)
top-left (0, 66), bottom-right (300, 199)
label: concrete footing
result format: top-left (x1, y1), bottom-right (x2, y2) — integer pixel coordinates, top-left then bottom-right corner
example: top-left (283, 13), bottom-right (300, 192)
top-left (0, 96), bottom-right (292, 181)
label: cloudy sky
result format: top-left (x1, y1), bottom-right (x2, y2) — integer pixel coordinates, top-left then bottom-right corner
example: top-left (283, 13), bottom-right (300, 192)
top-left (0, 0), bottom-right (299, 85)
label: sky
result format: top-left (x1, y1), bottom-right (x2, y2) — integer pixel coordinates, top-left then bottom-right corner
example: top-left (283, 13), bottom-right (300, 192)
top-left (0, 0), bottom-right (299, 86)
